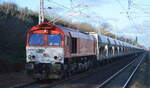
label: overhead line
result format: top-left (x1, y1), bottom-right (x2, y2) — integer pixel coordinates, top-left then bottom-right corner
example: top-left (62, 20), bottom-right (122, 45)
top-left (46, 0), bottom-right (92, 21)
top-left (115, 0), bottom-right (128, 13)
top-left (115, 0), bottom-right (142, 42)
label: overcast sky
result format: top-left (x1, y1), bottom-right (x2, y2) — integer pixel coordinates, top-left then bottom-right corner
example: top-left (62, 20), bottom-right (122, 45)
top-left (1, 0), bottom-right (150, 48)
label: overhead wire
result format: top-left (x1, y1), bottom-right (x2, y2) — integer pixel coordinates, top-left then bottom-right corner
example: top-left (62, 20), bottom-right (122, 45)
top-left (132, 3), bottom-right (150, 18)
top-left (115, 0), bottom-right (141, 44)
top-left (53, 0), bottom-right (101, 21)
top-left (46, 0), bottom-right (93, 24)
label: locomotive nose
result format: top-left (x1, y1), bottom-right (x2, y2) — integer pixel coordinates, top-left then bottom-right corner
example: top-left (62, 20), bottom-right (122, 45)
top-left (28, 55), bottom-right (36, 60)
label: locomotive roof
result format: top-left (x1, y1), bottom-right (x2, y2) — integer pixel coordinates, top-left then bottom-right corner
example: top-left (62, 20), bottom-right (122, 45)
top-left (30, 23), bottom-right (95, 40)
top-left (55, 25), bottom-right (95, 40)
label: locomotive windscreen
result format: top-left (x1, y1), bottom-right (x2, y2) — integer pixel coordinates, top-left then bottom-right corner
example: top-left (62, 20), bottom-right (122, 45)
top-left (28, 33), bottom-right (62, 46)
top-left (29, 34), bottom-right (44, 45)
top-left (48, 34), bottom-right (62, 46)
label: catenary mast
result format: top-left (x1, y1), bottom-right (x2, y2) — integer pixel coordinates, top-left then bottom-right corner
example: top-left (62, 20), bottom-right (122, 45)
top-left (39, 0), bottom-right (44, 24)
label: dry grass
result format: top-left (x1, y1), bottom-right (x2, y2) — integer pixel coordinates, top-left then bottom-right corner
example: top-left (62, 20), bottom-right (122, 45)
top-left (130, 81), bottom-right (144, 88)
top-left (129, 53), bottom-right (150, 88)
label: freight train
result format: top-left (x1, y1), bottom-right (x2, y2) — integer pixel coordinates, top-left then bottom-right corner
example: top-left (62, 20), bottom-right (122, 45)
top-left (25, 22), bottom-right (142, 79)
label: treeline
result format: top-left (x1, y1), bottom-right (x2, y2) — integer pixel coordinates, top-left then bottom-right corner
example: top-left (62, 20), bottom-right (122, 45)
top-left (0, 3), bottom-right (39, 73)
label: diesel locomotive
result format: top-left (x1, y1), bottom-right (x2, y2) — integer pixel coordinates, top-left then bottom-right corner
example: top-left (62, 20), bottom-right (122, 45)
top-left (26, 22), bottom-right (142, 79)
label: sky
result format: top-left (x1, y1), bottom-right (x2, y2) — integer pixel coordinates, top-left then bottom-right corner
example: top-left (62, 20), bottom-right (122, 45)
top-left (1, 0), bottom-right (150, 48)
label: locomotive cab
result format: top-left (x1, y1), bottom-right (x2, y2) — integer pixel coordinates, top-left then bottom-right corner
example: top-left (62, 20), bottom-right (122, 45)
top-left (26, 23), bottom-right (65, 79)
top-left (26, 22), bottom-right (97, 79)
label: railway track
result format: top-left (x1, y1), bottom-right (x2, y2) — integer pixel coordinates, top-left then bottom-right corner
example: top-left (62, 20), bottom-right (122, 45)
top-left (11, 60), bottom-right (111, 88)
top-left (122, 53), bottom-right (146, 88)
top-left (11, 61), bottom-right (107, 88)
top-left (96, 52), bottom-right (147, 88)
top-left (10, 53), bottom-right (146, 88)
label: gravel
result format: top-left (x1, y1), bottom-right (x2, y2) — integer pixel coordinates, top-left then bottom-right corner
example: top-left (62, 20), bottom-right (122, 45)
top-left (128, 52), bottom-right (150, 88)
top-left (0, 71), bottom-right (34, 88)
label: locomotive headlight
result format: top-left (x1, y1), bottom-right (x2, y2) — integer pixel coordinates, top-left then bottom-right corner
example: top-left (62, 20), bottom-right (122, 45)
top-left (54, 56), bottom-right (58, 60)
top-left (28, 55), bottom-right (32, 59)
top-left (54, 56), bottom-right (63, 62)
top-left (32, 55), bottom-right (35, 59)
top-left (59, 57), bottom-right (62, 61)
top-left (28, 55), bottom-right (36, 60)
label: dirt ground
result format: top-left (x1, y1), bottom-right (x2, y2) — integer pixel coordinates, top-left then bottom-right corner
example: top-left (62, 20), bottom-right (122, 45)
top-left (129, 52), bottom-right (150, 88)
top-left (0, 71), bottom-right (34, 88)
